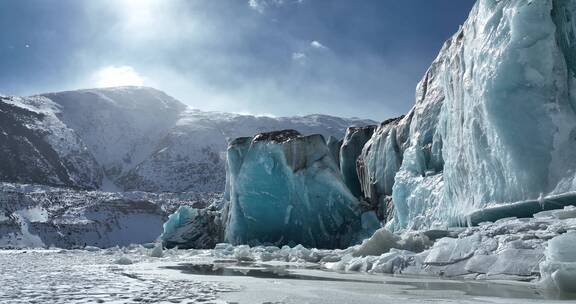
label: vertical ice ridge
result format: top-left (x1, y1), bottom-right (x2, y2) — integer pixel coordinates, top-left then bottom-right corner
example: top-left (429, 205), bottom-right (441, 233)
top-left (356, 0), bottom-right (576, 230)
top-left (340, 126), bottom-right (376, 198)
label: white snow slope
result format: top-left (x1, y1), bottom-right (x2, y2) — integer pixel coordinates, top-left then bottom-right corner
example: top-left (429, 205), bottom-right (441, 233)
top-left (0, 183), bottom-right (222, 249)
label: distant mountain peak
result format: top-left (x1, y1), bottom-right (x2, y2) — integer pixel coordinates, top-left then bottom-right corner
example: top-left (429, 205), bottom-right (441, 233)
top-left (0, 88), bottom-right (376, 193)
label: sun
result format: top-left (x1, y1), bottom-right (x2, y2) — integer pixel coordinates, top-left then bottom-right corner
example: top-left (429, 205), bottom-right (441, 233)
top-left (94, 65), bottom-right (145, 88)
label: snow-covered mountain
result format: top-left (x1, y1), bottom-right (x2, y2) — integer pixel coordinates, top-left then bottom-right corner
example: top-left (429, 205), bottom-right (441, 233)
top-left (0, 182), bottom-right (221, 248)
top-left (0, 87), bottom-right (375, 193)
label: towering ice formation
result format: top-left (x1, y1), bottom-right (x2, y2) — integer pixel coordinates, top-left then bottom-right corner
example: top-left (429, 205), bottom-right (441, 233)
top-left (357, 117), bottom-right (406, 221)
top-left (357, 0), bottom-right (576, 230)
top-left (339, 126), bottom-right (375, 198)
top-left (326, 136), bottom-right (343, 169)
top-left (223, 130), bottom-right (378, 248)
top-left (161, 0), bottom-right (576, 248)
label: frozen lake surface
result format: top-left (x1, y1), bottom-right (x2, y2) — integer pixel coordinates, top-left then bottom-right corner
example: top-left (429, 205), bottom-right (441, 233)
top-left (0, 249), bottom-right (574, 304)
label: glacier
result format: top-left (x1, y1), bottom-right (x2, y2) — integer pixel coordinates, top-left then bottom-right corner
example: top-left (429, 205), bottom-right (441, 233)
top-left (352, 0), bottom-right (576, 230)
top-left (340, 126), bottom-right (375, 198)
top-left (162, 0), bottom-right (576, 249)
top-left (221, 130), bottom-right (379, 248)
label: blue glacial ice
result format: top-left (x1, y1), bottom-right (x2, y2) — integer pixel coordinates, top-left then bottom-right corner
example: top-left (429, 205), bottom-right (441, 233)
top-left (222, 130), bottom-right (379, 248)
top-left (161, 206), bottom-right (222, 249)
top-left (356, 0), bottom-right (576, 230)
top-left (162, 0), bottom-right (576, 252)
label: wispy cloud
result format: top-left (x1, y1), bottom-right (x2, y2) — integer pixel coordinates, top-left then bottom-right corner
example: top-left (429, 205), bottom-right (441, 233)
top-left (310, 40), bottom-right (327, 50)
top-left (292, 52), bottom-right (307, 62)
top-left (0, 0), bottom-right (476, 120)
top-left (248, 0), bottom-right (305, 14)
top-left (248, 0), bottom-right (283, 14)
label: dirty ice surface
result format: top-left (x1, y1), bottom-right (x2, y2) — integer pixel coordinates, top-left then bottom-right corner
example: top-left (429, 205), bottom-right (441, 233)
top-left (0, 246), bottom-right (574, 304)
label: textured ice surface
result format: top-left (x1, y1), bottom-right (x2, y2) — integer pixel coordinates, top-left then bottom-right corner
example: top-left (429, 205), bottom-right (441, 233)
top-left (159, 204), bottom-right (575, 295)
top-left (0, 183), bottom-right (222, 249)
top-left (540, 231), bottom-right (576, 293)
top-left (0, 248), bottom-right (235, 303)
top-left (0, 247), bottom-right (564, 304)
top-left (357, 117), bottom-right (405, 215)
top-left (353, 0), bottom-right (576, 230)
top-left (223, 130), bottom-right (377, 248)
top-left (326, 136), bottom-right (343, 169)
top-left (3, 210), bottom-right (575, 303)
top-left (468, 192), bottom-right (576, 225)
top-left (161, 206), bottom-right (222, 249)
top-left (339, 126), bottom-right (375, 198)
top-left (179, 213), bottom-right (566, 283)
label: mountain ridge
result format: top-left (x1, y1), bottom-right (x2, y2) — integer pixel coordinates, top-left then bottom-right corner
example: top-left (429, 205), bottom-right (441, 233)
top-left (0, 86), bottom-right (376, 192)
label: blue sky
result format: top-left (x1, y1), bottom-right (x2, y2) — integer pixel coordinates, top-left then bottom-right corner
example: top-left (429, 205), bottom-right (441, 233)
top-left (0, 0), bottom-right (475, 120)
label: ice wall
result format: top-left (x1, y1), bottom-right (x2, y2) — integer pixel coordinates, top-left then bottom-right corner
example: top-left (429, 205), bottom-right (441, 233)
top-left (357, 117), bottom-right (406, 220)
top-left (326, 136), bottom-right (343, 169)
top-left (358, 0), bottom-right (576, 230)
top-left (340, 126), bottom-right (375, 198)
top-left (223, 130), bottom-right (378, 248)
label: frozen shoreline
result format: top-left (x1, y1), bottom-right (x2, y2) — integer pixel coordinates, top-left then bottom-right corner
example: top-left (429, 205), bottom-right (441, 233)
top-left (1, 246), bottom-right (574, 304)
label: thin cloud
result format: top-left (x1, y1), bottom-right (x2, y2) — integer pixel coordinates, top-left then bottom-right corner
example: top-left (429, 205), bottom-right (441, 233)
top-left (248, 0), bottom-right (304, 14)
top-left (310, 40), bottom-right (327, 50)
top-left (0, 1), bottom-right (476, 120)
top-left (292, 52), bottom-right (307, 61)
top-left (248, 0), bottom-right (283, 14)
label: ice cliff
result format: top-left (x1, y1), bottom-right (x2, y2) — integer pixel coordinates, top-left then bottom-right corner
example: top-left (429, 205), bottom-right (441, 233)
top-left (222, 130), bottom-right (379, 248)
top-left (354, 0), bottom-right (576, 230)
top-left (163, 0), bottom-right (576, 249)
top-left (163, 130), bottom-right (379, 249)
top-left (340, 126), bottom-right (376, 198)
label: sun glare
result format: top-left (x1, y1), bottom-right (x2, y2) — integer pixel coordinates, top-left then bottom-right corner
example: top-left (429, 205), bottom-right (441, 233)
top-left (94, 65), bottom-right (145, 88)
